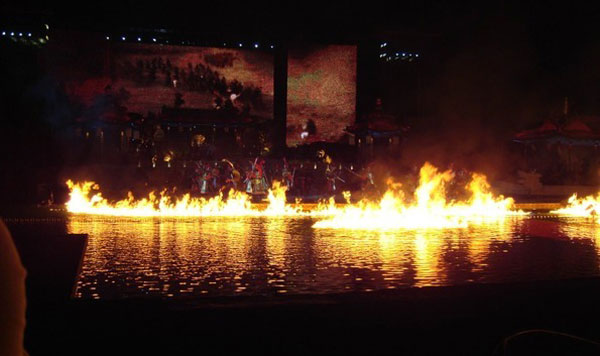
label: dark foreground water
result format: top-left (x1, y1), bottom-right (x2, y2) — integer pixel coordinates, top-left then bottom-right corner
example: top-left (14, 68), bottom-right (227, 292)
top-left (62, 214), bottom-right (600, 300)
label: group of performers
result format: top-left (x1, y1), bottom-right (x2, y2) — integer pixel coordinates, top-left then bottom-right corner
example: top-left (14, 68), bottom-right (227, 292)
top-left (189, 154), bottom-right (377, 199)
top-left (191, 157), bottom-right (270, 197)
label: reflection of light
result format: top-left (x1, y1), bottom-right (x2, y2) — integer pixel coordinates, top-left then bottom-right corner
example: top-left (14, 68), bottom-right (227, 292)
top-left (413, 232), bottom-right (444, 287)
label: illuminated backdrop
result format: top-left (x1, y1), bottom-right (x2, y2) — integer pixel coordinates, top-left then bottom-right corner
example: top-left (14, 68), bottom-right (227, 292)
top-left (286, 44), bottom-right (357, 146)
top-left (46, 34), bottom-right (274, 124)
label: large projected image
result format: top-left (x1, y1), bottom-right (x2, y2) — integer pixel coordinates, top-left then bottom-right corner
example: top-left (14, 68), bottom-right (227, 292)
top-left (286, 44), bottom-right (356, 146)
top-left (47, 35), bottom-right (273, 124)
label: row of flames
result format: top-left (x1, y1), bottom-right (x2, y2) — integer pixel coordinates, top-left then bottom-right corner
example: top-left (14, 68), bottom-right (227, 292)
top-left (66, 162), bottom-right (529, 229)
top-left (65, 162), bottom-right (600, 230)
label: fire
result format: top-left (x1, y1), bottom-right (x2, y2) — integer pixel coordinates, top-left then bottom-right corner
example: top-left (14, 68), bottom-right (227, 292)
top-left (312, 163), bottom-right (526, 230)
top-left (551, 193), bottom-right (600, 221)
top-left (65, 180), bottom-right (300, 217)
top-left (65, 162), bottom-right (525, 228)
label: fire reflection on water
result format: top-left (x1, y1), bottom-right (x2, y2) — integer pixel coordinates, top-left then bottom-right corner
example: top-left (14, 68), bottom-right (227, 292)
top-left (67, 215), bottom-right (600, 300)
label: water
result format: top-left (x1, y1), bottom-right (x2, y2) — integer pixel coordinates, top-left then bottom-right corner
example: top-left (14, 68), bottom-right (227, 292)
top-left (66, 214), bottom-right (600, 300)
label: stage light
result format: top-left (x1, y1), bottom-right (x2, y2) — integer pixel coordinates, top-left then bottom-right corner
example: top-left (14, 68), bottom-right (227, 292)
top-left (19, 33), bottom-right (22, 37)
top-left (270, 45), bottom-right (274, 49)
top-left (10, 32), bottom-right (14, 36)
top-left (254, 43), bottom-right (259, 48)
top-left (1, 32), bottom-right (5, 36)
top-left (238, 43), bottom-right (243, 47)
top-left (106, 36), bottom-right (110, 40)
top-left (122, 36), bottom-right (126, 41)
top-left (416, 54), bottom-right (419, 57)
top-left (137, 37), bottom-right (141, 42)
top-left (27, 33), bottom-right (31, 37)
top-left (152, 38), bottom-right (156, 42)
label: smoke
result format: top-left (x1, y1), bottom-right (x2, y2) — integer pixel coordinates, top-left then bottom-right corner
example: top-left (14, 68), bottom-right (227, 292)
top-left (396, 15), bottom-right (541, 181)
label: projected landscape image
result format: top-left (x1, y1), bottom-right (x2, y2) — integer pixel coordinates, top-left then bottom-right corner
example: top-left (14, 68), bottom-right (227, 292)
top-left (287, 44), bottom-right (356, 146)
top-left (46, 34), bottom-right (273, 124)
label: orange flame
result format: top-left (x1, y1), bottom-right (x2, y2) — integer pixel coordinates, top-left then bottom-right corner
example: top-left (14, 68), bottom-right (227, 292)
top-left (551, 193), bottom-right (600, 222)
top-left (65, 162), bottom-right (525, 228)
top-left (312, 163), bottom-right (526, 229)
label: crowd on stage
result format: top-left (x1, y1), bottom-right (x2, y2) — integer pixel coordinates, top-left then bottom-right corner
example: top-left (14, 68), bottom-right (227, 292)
top-left (182, 154), bottom-right (378, 199)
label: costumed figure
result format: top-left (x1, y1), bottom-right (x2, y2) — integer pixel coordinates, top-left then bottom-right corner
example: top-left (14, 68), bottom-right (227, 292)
top-left (325, 165), bottom-right (345, 194)
top-left (199, 162), bottom-right (211, 194)
top-left (282, 158), bottom-right (295, 188)
top-left (222, 159), bottom-right (240, 191)
top-left (211, 162), bottom-right (220, 191)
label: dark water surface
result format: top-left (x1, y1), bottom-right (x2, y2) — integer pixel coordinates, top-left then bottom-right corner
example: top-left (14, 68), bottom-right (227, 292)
top-left (65, 215), bottom-right (600, 299)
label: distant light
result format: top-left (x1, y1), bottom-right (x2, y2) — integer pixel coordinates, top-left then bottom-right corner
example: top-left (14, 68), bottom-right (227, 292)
top-left (409, 53), bottom-right (412, 56)
top-left (402, 53), bottom-right (406, 56)
top-left (137, 37), bottom-right (141, 42)
top-left (415, 54), bottom-right (419, 57)
top-left (19, 33), bottom-right (23, 37)
top-left (270, 45), bottom-right (274, 49)
top-left (254, 43), bottom-right (259, 48)
top-left (121, 36), bottom-right (126, 41)
top-left (152, 38), bottom-right (156, 42)
top-left (106, 36), bottom-right (110, 40)
top-left (44, 24), bottom-right (49, 30)
top-left (1, 32), bottom-right (5, 36)
top-left (10, 32), bottom-right (14, 36)
top-left (27, 33), bottom-right (31, 37)
top-left (238, 43), bottom-right (242, 47)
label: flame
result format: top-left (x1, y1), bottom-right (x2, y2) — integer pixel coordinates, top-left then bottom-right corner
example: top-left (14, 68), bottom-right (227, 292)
top-left (551, 193), bottom-right (600, 222)
top-left (65, 162), bottom-right (525, 228)
top-left (312, 163), bottom-right (526, 230)
top-left (65, 180), bottom-right (299, 217)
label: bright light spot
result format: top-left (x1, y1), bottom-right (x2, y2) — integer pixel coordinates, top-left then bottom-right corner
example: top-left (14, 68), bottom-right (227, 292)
top-left (122, 36), bottom-right (126, 41)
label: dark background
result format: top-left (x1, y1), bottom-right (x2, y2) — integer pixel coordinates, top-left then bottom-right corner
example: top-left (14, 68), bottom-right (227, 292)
top-left (2, 1), bottom-right (600, 202)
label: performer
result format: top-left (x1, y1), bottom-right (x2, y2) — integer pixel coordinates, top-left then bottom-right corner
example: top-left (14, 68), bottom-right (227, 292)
top-left (253, 158), bottom-right (269, 193)
top-left (282, 158), bottom-right (295, 188)
top-left (199, 162), bottom-right (211, 194)
top-left (222, 159), bottom-right (240, 191)
top-left (325, 164), bottom-right (345, 194)
top-left (244, 164), bottom-right (254, 193)
top-left (211, 162), bottom-right (220, 192)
